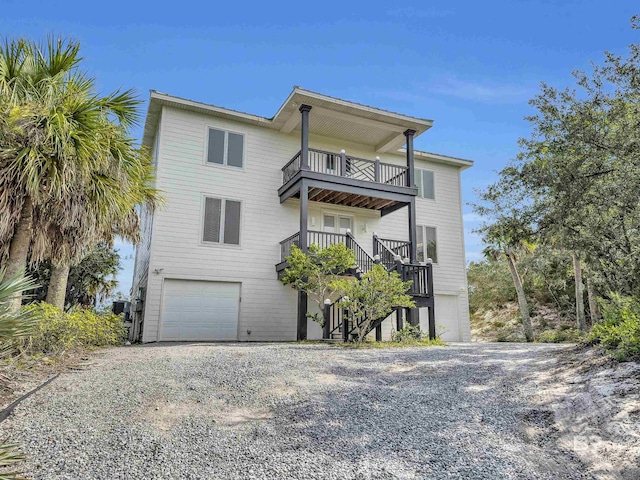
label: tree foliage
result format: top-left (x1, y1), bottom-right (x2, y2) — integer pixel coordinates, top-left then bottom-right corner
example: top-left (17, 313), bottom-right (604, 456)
top-left (0, 37), bottom-right (162, 310)
top-left (472, 16), bottom-right (640, 340)
top-left (331, 264), bottom-right (415, 342)
top-left (27, 244), bottom-right (121, 308)
top-left (280, 243), bottom-right (355, 321)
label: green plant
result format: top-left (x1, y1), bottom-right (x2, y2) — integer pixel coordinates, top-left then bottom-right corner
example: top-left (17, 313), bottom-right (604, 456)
top-left (332, 264), bottom-right (415, 342)
top-left (20, 303), bottom-right (126, 356)
top-left (0, 441), bottom-right (26, 480)
top-left (0, 270), bottom-right (39, 479)
top-left (281, 243), bottom-right (355, 325)
top-left (537, 328), bottom-right (584, 343)
top-left (391, 324), bottom-right (424, 343)
top-left (0, 271), bottom-right (39, 352)
top-left (589, 295), bottom-right (640, 361)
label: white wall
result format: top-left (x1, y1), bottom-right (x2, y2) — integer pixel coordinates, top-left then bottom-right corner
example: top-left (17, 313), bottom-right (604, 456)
top-left (135, 105), bottom-right (470, 342)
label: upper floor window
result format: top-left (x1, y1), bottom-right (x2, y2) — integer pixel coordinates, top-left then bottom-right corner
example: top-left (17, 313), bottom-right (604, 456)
top-left (416, 225), bottom-right (437, 263)
top-left (207, 127), bottom-right (244, 168)
top-left (202, 196), bottom-right (241, 245)
top-left (415, 169), bottom-right (435, 199)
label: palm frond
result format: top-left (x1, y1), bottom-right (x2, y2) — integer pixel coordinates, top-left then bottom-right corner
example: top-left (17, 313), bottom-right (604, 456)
top-left (0, 441), bottom-right (26, 480)
top-left (0, 270), bottom-right (39, 343)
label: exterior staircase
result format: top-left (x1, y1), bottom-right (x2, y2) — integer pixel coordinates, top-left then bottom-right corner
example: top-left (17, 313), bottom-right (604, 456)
top-left (277, 230), bottom-right (435, 341)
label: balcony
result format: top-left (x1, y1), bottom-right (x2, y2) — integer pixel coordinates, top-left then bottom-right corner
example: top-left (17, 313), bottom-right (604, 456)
top-left (278, 148), bottom-right (416, 214)
top-left (283, 148), bottom-right (409, 186)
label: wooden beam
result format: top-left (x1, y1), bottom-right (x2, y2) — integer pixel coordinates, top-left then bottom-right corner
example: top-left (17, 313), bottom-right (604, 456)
top-left (332, 191), bottom-right (352, 203)
top-left (352, 196), bottom-right (373, 208)
top-left (308, 188), bottom-right (322, 201)
top-left (314, 189), bottom-right (336, 203)
top-left (372, 198), bottom-right (395, 210)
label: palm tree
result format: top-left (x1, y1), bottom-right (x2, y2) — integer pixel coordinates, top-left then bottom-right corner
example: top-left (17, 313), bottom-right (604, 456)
top-left (0, 37), bottom-right (158, 310)
top-left (32, 161), bottom-right (159, 309)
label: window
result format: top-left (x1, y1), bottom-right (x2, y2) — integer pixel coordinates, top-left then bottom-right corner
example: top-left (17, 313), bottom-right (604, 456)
top-left (203, 197), bottom-right (241, 245)
top-left (415, 169), bottom-right (435, 199)
top-left (323, 214), bottom-right (352, 234)
top-left (416, 226), bottom-right (437, 263)
top-left (206, 127), bottom-right (244, 168)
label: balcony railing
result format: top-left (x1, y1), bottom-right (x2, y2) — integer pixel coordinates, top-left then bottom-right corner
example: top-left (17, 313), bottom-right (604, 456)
top-left (282, 148), bottom-right (409, 187)
top-left (279, 230), bottom-right (348, 262)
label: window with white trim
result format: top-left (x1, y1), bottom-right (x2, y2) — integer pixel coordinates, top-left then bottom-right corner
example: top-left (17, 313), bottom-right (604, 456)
top-left (416, 225), bottom-right (437, 263)
top-left (202, 197), bottom-right (241, 245)
top-left (207, 127), bottom-right (244, 168)
top-left (415, 169), bottom-right (435, 199)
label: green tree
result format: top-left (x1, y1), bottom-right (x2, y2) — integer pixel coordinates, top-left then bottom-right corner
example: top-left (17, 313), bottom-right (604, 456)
top-left (27, 243), bottom-right (121, 308)
top-left (280, 243), bottom-right (355, 324)
top-left (0, 37), bottom-right (161, 311)
top-left (473, 176), bottom-right (537, 342)
top-left (512, 16), bottom-right (640, 307)
top-left (331, 264), bottom-right (415, 342)
top-left (467, 258), bottom-right (517, 314)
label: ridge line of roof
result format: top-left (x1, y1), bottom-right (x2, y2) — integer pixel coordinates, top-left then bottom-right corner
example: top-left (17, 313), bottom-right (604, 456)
top-left (150, 87), bottom-right (434, 126)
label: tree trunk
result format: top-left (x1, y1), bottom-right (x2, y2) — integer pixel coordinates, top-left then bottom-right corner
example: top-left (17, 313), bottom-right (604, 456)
top-left (586, 273), bottom-right (600, 324)
top-left (505, 252), bottom-right (534, 342)
top-left (573, 252), bottom-right (587, 332)
top-left (4, 196), bottom-right (34, 312)
top-left (45, 263), bottom-right (70, 310)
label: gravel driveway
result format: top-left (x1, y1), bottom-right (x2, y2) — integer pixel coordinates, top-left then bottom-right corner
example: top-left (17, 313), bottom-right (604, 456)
top-left (1, 343), bottom-right (595, 479)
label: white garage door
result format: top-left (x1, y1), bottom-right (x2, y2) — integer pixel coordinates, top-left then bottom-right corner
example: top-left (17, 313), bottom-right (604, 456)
top-left (160, 279), bottom-right (240, 341)
top-left (420, 294), bottom-right (460, 342)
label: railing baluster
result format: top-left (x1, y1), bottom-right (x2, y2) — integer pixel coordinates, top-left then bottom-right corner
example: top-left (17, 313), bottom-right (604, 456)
top-left (282, 148), bottom-right (409, 187)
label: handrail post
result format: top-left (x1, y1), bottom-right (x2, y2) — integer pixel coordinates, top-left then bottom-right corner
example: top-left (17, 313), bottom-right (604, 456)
top-left (374, 156), bottom-right (381, 182)
top-left (300, 105), bottom-right (312, 170)
top-left (323, 299), bottom-right (331, 339)
top-left (372, 233), bottom-right (378, 257)
top-left (340, 149), bottom-right (347, 177)
top-left (404, 129), bottom-right (416, 188)
top-left (394, 255), bottom-right (404, 277)
top-left (342, 306), bottom-right (349, 342)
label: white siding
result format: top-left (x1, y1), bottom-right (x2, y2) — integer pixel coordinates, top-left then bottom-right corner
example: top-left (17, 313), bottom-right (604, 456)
top-left (139, 105), bottom-right (470, 342)
top-left (131, 122), bottom-right (161, 302)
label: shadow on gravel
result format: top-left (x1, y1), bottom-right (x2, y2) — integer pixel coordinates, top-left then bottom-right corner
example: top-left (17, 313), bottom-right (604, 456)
top-left (273, 345), bottom-right (593, 480)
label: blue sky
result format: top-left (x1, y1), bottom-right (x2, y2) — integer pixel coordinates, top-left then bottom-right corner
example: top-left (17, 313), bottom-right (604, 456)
top-left (3, 1), bottom-right (637, 297)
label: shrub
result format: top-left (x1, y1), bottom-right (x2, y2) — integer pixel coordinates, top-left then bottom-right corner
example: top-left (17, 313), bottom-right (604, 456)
top-left (589, 295), bottom-right (640, 361)
top-left (391, 324), bottom-right (424, 343)
top-left (20, 303), bottom-right (126, 356)
top-left (537, 328), bottom-right (584, 343)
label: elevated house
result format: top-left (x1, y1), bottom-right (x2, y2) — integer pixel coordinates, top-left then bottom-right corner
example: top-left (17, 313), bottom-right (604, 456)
top-left (131, 87), bottom-right (472, 342)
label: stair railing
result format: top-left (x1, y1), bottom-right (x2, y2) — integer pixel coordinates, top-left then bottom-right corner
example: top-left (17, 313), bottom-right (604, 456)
top-left (373, 234), bottom-right (402, 271)
top-left (345, 231), bottom-right (374, 275)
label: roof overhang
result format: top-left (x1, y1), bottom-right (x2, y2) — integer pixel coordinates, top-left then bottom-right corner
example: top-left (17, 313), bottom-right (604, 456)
top-left (272, 87), bottom-right (433, 153)
top-left (412, 150), bottom-right (474, 171)
top-left (142, 87), bottom-right (434, 153)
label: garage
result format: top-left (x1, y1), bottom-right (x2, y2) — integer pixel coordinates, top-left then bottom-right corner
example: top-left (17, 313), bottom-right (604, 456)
top-left (159, 279), bottom-right (240, 341)
top-left (420, 294), bottom-right (460, 342)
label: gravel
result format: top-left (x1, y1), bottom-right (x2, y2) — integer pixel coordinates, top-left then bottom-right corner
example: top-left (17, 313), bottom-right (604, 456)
top-left (1, 343), bottom-right (597, 479)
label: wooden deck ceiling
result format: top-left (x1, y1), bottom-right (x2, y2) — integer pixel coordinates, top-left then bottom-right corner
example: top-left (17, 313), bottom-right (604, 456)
top-left (293, 186), bottom-right (400, 211)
